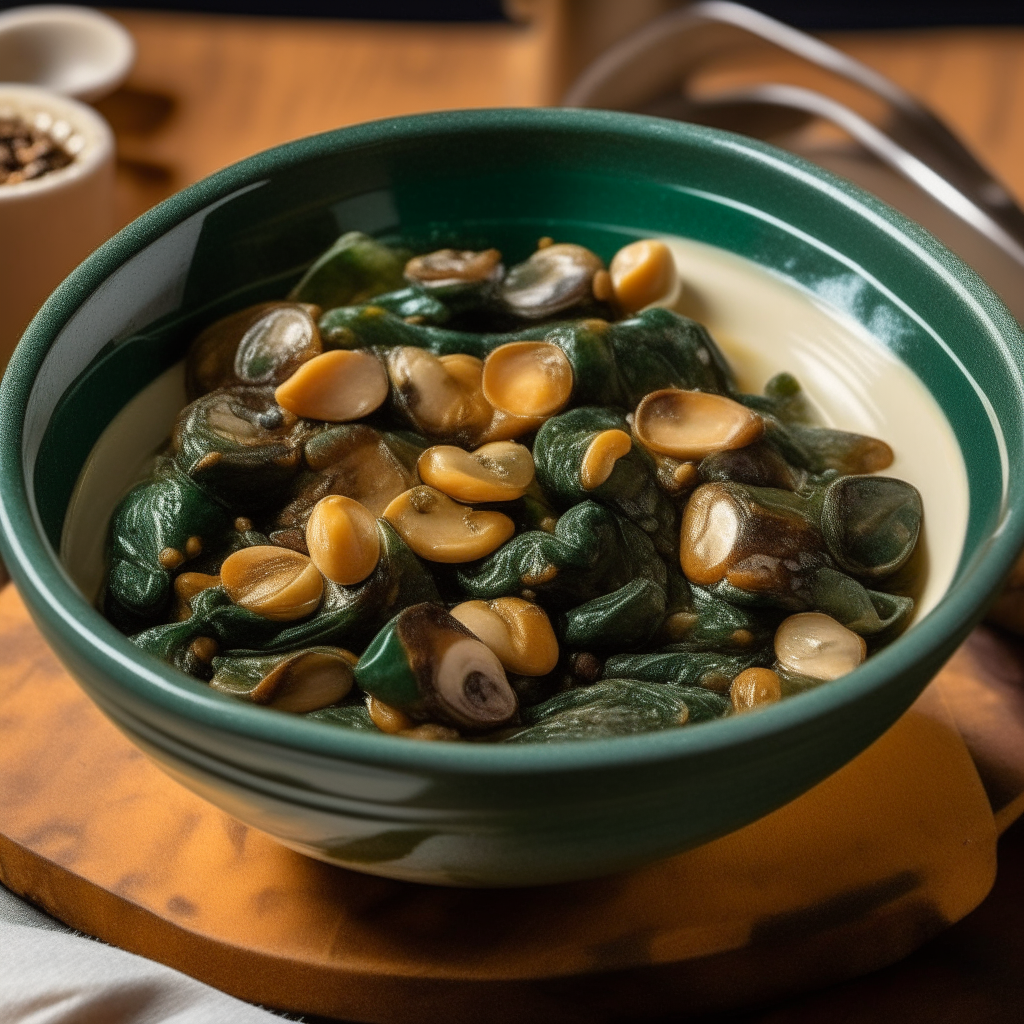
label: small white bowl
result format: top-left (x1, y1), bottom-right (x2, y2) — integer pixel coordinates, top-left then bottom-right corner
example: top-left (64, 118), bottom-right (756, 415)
top-left (0, 5), bottom-right (135, 103)
top-left (0, 83), bottom-right (115, 368)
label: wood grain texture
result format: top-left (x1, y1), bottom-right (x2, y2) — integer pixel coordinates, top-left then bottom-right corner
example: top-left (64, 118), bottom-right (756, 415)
top-left (0, 578), bottom-right (1018, 1022)
top-left (690, 26), bottom-right (1024, 203)
top-left (95, 11), bottom-right (1024, 230)
top-left (835, 28), bottom-right (1024, 203)
top-left (5, 11), bottom-right (1024, 1021)
top-left (98, 9), bottom-right (557, 228)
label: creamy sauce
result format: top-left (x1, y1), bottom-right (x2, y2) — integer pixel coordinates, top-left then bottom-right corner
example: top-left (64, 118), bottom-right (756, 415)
top-left (62, 237), bottom-right (969, 623)
top-left (660, 237), bottom-right (966, 621)
top-left (62, 360), bottom-right (187, 601)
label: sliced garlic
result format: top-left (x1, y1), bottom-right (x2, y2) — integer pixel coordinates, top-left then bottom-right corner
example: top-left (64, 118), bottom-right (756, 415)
top-left (481, 342), bottom-right (573, 418)
top-left (579, 429), bottom-right (632, 490)
top-left (609, 239), bottom-right (680, 313)
top-left (305, 495), bottom-right (381, 585)
top-left (633, 388), bottom-right (763, 461)
top-left (450, 598), bottom-right (559, 676)
top-left (274, 349), bottom-right (388, 422)
top-left (383, 486), bottom-right (515, 562)
top-left (774, 612), bottom-right (867, 681)
top-left (418, 441), bottom-right (534, 502)
top-left (220, 545), bottom-right (323, 621)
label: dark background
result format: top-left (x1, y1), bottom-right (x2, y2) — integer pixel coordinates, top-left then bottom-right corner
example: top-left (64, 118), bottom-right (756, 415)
top-left (2, 1), bottom-right (1024, 27)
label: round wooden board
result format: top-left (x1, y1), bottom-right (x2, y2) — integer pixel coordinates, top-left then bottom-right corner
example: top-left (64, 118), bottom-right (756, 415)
top-left (0, 580), bottom-right (1018, 1024)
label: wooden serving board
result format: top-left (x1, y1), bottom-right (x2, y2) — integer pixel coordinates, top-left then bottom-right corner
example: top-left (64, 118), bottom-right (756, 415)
top-left (1, 579), bottom-right (1022, 1024)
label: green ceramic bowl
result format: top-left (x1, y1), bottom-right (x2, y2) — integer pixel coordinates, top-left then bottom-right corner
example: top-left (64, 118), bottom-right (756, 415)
top-left (1, 109), bottom-right (1022, 886)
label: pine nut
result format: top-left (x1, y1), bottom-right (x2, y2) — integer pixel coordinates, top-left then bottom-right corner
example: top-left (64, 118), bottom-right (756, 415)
top-left (306, 495), bottom-right (381, 585)
top-left (366, 694), bottom-right (413, 734)
top-left (579, 429), bottom-right (632, 490)
top-left (775, 613), bottom-right (867, 681)
top-left (383, 486), bottom-right (515, 562)
top-left (189, 637), bottom-right (219, 664)
top-left (275, 349), bottom-right (388, 422)
top-left (418, 441), bottom-right (534, 502)
top-left (592, 268), bottom-right (614, 302)
top-left (158, 547), bottom-right (184, 570)
top-left (220, 545), bottom-right (324, 620)
top-left (609, 239), bottom-right (680, 313)
top-left (481, 342), bottom-right (573, 418)
top-left (730, 668), bottom-right (782, 711)
top-left (680, 483), bottom-right (743, 585)
top-left (634, 388), bottom-right (763, 460)
top-left (451, 598), bottom-right (559, 676)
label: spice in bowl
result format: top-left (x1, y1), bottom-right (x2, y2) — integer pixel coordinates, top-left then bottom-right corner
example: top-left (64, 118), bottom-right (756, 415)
top-left (0, 110), bottom-right (81, 185)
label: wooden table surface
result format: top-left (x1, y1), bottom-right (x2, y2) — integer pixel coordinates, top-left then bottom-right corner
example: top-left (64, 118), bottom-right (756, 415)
top-left (62, 7), bottom-right (1024, 1021)
top-left (99, 9), bottom-right (1024, 229)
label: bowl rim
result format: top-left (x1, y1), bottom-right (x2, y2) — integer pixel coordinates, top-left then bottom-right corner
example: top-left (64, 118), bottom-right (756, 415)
top-left (1, 106), bottom-right (1022, 776)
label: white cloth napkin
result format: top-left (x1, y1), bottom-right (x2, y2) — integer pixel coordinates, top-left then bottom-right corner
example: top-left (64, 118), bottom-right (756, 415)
top-left (0, 885), bottom-right (279, 1024)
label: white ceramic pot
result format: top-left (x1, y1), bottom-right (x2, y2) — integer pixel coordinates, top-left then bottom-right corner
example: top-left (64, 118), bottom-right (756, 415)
top-left (0, 5), bottom-right (135, 102)
top-left (0, 84), bottom-right (114, 371)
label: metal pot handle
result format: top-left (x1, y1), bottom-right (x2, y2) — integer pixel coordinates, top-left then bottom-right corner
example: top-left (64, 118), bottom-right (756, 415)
top-left (564, 0), bottom-right (1024, 270)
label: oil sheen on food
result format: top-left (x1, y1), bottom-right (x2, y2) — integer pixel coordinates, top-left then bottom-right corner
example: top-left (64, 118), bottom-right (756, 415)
top-left (62, 236), bottom-right (968, 627)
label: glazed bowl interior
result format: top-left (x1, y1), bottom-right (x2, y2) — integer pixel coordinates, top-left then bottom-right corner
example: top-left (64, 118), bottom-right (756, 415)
top-left (2, 109), bottom-right (1023, 885)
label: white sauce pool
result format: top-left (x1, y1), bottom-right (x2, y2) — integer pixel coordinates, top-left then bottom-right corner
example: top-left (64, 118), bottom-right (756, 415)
top-left (659, 237), bottom-right (966, 621)
top-left (61, 237), bottom-right (969, 624)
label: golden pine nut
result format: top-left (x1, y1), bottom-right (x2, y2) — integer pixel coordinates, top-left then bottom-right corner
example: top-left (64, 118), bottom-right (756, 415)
top-left (450, 597), bottom-right (559, 676)
top-left (418, 441), bottom-right (534, 502)
top-left (306, 495), bottom-right (381, 585)
top-left (609, 239), bottom-right (679, 313)
top-left (580, 429), bottom-right (632, 490)
top-left (481, 342), bottom-right (573, 418)
top-left (367, 694), bottom-right (414, 734)
top-left (730, 668), bottom-right (783, 712)
top-left (633, 388), bottom-right (763, 460)
top-left (220, 545), bottom-right (323, 621)
top-left (275, 349), bottom-right (388, 422)
top-left (383, 486), bottom-right (515, 563)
